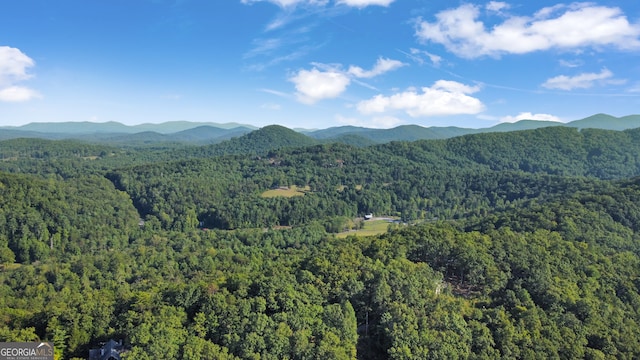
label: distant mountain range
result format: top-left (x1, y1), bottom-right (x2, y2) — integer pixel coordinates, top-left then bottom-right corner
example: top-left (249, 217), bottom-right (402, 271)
top-left (3, 120), bottom-right (257, 134)
top-left (1, 113), bottom-right (639, 146)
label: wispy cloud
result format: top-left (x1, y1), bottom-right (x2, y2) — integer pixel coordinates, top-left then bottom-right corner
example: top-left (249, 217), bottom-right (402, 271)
top-left (242, 11), bottom-right (329, 70)
top-left (416, 3), bottom-right (640, 58)
top-left (351, 78), bottom-right (379, 91)
top-left (542, 68), bottom-right (621, 90)
top-left (242, 0), bottom-right (394, 72)
top-left (242, 0), bottom-right (392, 31)
top-left (259, 88), bottom-right (292, 98)
top-left (241, 0), bottom-right (394, 9)
top-left (486, 1), bottom-right (510, 13)
top-left (402, 48), bottom-right (442, 67)
top-left (245, 41), bottom-right (325, 71)
top-left (263, 7), bottom-right (325, 31)
top-left (0, 46), bottom-right (40, 102)
top-left (348, 57), bottom-right (405, 78)
top-left (244, 38), bottom-right (284, 59)
top-left (240, 0), bottom-right (319, 8)
top-left (558, 59), bottom-right (583, 68)
top-left (336, 0), bottom-right (395, 8)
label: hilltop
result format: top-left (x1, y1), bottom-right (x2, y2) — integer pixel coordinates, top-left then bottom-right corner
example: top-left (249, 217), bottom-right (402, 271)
top-left (2, 113), bottom-right (639, 147)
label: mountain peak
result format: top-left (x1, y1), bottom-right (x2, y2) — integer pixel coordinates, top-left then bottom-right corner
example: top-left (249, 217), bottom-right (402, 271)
top-left (246, 125), bottom-right (317, 147)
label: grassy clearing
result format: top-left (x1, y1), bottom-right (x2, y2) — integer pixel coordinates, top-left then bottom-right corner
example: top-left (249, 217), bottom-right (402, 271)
top-left (336, 219), bottom-right (391, 238)
top-left (261, 185), bottom-right (309, 198)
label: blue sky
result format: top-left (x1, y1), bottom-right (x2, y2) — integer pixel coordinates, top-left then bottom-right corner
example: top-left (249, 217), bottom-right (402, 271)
top-left (1, 0), bottom-right (639, 129)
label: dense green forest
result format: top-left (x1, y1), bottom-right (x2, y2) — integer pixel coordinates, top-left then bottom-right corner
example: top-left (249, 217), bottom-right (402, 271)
top-left (1, 125), bottom-right (640, 359)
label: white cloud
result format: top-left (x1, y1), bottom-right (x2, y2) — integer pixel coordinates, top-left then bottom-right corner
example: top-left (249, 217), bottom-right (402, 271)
top-left (415, 3), bottom-right (640, 58)
top-left (500, 112), bottom-right (562, 123)
top-left (542, 68), bottom-right (616, 90)
top-left (289, 67), bottom-right (351, 104)
top-left (419, 49), bottom-right (442, 67)
top-left (357, 80), bottom-right (485, 117)
top-left (290, 57), bottom-right (404, 104)
top-left (347, 57), bottom-right (406, 78)
top-left (486, 1), bottom-right (509, 13)
top-left (435, 80), bottom-right (480, 94)
top-left (0, 46), bottom-right (39, 102)
top-left (559, 59), bottom-right (582, 68)
top-left (0, 85), bottom-right (40, 102)
top-left (402, 48), bottom-right (442, 67)
top-left (0, 46), bottom-right (34, 85)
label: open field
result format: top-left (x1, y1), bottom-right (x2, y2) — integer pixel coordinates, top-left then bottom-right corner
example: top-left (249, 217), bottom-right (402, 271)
top-left (336, 218), bottom-right (397, 238)
top-left (261, 185), bottom-right (309, 198)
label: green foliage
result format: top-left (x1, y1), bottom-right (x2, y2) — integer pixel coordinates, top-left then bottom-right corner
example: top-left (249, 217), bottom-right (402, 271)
top-left (1, 126), bottom-right (640, 359)
top-left (0, 172), bottom-right (139, 263)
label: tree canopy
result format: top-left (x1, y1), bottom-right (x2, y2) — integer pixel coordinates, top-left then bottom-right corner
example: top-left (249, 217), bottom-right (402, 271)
top-left (1, 126), bottom-right (640, 359)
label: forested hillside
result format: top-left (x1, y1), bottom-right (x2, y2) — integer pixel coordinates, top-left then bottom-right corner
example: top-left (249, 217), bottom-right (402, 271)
top-left (1, 126), bottom-right (640, 359)
top-left (105, 127), bottom-right (640, 231)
